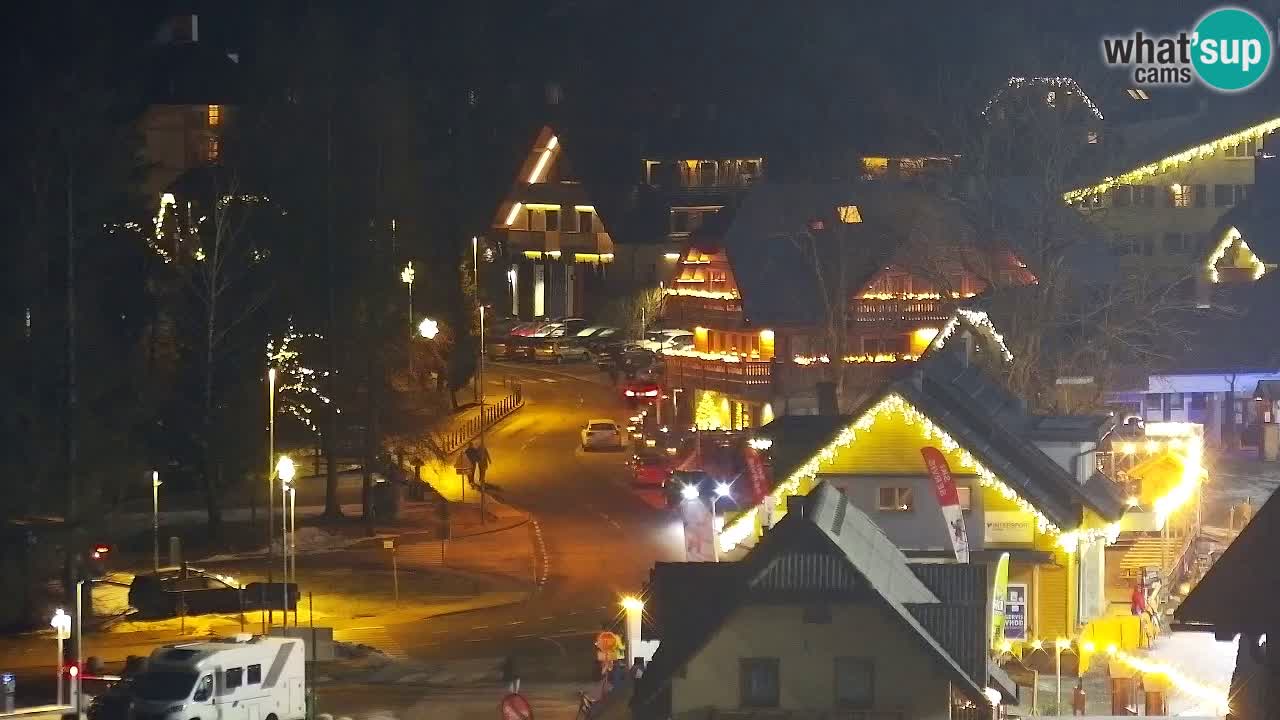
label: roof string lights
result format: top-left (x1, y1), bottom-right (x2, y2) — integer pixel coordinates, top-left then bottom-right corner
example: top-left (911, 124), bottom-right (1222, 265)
top-left (932, 309), bottom-right (1014, 362)
top-left (983, 76), bottom-right (1105, 120)
top-left (150, 192), bottom-right (178, 263)
top-left (1206, 226), bottom-right (1267, 283)
top-left (718, 391), bottom-right (1099, 553)
top-left (1064, 116), bottom-right (1280, 203)
top-left (663, 287), bottom-right (740, 300)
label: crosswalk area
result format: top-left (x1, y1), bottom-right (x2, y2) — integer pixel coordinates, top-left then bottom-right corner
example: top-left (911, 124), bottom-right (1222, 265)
top-left (334, 625), bottom-right (408, 658)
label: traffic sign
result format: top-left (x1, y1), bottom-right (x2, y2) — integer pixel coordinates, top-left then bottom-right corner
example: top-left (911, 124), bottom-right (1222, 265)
top-left (499, 692), bottom-right (532, 720)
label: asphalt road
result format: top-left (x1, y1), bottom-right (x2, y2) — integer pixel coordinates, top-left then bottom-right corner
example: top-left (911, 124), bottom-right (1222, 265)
top-left (367, 360), bottom-right (683, 666)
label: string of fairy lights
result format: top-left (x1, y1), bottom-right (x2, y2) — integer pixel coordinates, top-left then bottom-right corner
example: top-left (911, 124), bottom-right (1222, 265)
top-left (267, 320), bottom-right (337, 436)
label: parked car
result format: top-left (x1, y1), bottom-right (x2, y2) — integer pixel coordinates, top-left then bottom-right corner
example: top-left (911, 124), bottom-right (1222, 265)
top-left (639, 329), bottom-right (694, 352)
top-left (579, 326), bottom-right (623, 351)
top-left (510, 322), bottom-right (548, 337)
top-left (630, 449), bottom-right (674, 487)
top-left (533, 338), bottom-right (592, 363)
top-left (581, 419), bottom-right (625, 451)
top-left (128, 567), bottom-right (248, 617)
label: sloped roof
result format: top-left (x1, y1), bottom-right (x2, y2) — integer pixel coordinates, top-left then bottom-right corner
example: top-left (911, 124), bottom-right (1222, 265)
top-left (721, 182), bottom-right (993, 326)
top-left (1209, 193), bottom-right (1280, 269)
top-left (1176, 484), bottom-right (1280, 635)
top-left (635, 483), bottom-right (990, 709)
top-left (756, 352), bottom-right (1125, 529)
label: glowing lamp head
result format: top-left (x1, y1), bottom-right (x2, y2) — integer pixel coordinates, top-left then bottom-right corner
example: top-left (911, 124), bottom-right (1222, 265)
top-left (1106, 643), bottom-right (1118, 655)
top-left (418, 317), bottom-right (440, 339)
top-left (1127, 495), bottom-right (1139, 507)
top-left (68, 666), bottom-right (78, 678)
top-left (714, 483), bottom-right (732, 499)
top-left (998, 640), bottom-right (1013, 654)
top-left (620, 595), bottom-right (644, 613)
top-left (1055, 638), bottom-right (1071, 651)
top-left (1082, 641), bottom-right (1096, 653)
top-left (1030, 639), bottom-right (1044, 651)
top-left (400, 262), bottom-right (415, 285)
top-left (680, 484), bottom-right (700, 501)
top-left (276, 455), bottom-right (296, 484)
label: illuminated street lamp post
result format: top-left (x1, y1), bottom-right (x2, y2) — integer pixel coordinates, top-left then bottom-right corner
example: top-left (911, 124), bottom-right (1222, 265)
top-left (50, 608), bottom-right (70, 705)
top-left (267, 367), bottom-right (277, 623)
top-left (277, 455), bottom-right (296, 615)
top-left (472, 237), bottom-right (488, 526)
top-left (620, 595), bottom-right (644, 671)
top-left (401, 262), bottom-right (415, 376)
top-left (151, 470), bottom-right (162, 572)
top-left (418, 317), bottom-right (439, 340)
top-left (711, 482), bottom-right (732, 562)
top-left (1055, 637), bottom-right (1071, 714)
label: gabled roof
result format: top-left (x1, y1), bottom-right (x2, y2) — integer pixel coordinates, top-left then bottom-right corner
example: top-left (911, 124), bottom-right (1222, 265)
top-left (754, 352), bottom-right (1125, 531)
top-left (635, 483), bottom-right (991, 710)
top-left (1177, 484), bottom-right (1280, 636)
top-left (720, 182), bottom-right (997, 326)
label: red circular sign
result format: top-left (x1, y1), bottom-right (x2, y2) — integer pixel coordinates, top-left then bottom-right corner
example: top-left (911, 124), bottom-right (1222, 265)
top-left (500, 693), bottom-right (533, 720)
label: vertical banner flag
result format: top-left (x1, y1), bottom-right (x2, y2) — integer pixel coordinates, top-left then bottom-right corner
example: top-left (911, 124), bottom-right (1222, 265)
top-left (742, 446), bottom-right (771, 506)
top-left (921, 447), bottom-right (969, 563)
top-left (681, 497), bottom-right (715, 562)
top-left (1004, 583), bottom-right (1028, 641)
top-left (990, 552), bottom-right (1010, 650)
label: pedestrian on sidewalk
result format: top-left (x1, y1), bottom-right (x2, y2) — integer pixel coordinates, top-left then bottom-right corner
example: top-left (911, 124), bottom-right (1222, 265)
top-left (502, 655), bottom-right (520, 694)
top-left (463, 442), bottom-right (481, 489)
top-left (1130, 581), bottom-right (1147, 616)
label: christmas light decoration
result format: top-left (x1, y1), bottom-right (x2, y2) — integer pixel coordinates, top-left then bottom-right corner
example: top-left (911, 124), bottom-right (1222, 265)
top-left (859, 291), bottom-right (975, 301)
top-left (718, 391), bottom-right (1106, 552)
top-left (932, 309), bottom-right (1014, 361)
top-left (267, 320), bottom-right (337, 435)
top-left (1064, 116), bottom-right (1280, 203)
top-left (150, 193), bottom-right (178, 263)
top-left (1206, 226), bottom-right (1268, 283)
top-left (983, 76), bottom-right (1105, 121)
top-left (1107, 647), bottom-right (1229, 715)
top-left (663, 287), bottom-right (740, 300)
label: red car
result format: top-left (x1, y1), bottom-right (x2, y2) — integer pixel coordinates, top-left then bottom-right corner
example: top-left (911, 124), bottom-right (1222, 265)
top-left (622, 379), bottom-right (661, 401)
top-left (630, 450), bottom-right (674, 487)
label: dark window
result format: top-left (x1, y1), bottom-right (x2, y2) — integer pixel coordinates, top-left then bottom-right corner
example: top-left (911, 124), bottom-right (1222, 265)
top-left (1194, 184), bottom-right (1207, 207)
top-left (672, 211), bottom-right (690, 233)
top-left (1111, 186), bottom-right (1132, 207)
top-left (578, 210), bottom-right (593, 234)
top-left (565, 210), bottom-right (580, 233)
top-left (1163, 232), bottom-right (1181, 254)
top-left (834, 657), bottom-right (875, 709)
top-left (246, 665), bottom-right (262, 685)
top-left (739, 658), bottom-right (780, 708)
top-left (698, 161), bottom-right (717, 186)
top-left (1144, 394), bottom-right (1163, 412)
top-left (878, 487), bottom-right (914, 512)
top-left (1215, 184), bottom-right (1234, 207)
top-left (1141, 234), bottom-right (1155, 256)
top-left (545, 209), bottom-right (560, 232)
top-left (1243, 184), bottom-right (1254, 203)
top-left (1134, 185), bottom-right (1155, 207)
top-left (802, 604), bottom-right (832, 624)
top-left (1190, 393), bottom-right (1207, 410)
top-left (224, 668), bottom-right (243, 690)
top-left (1168, 393), bottom-right (1184, 410)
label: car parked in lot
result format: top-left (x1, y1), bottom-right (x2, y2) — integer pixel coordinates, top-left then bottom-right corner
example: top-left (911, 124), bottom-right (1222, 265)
top-left (533, 338), bottom-right (592, 362)
top-left (581, 419), bottom-right (625, 451)
top-left (639, 329), bottom-right (694, 352)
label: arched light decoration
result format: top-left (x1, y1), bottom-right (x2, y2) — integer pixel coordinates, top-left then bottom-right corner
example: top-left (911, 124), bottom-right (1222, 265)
top-left (983, 76), bottom-right (1105, 121)
top-left (931, 309), bottom-right (1014, 362)
top-left (1206, 226), bottom-right (1267, 283)
top-left (719, 391), bottom-right (1119, 553)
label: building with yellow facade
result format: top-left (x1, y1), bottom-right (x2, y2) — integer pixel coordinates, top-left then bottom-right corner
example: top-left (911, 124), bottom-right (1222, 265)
top-left (727, 350), bottom-right (1129, 645)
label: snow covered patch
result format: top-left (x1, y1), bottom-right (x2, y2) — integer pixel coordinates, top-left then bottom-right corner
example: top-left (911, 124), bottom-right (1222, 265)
top-left (1147, 631), bottom-right (1237, 717)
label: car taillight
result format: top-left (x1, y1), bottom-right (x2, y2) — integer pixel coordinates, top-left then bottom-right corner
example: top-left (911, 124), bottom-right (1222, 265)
top-left (624, 390), bottom-right (635, 397)
top-left (642, 389), bottom-right (659, 397)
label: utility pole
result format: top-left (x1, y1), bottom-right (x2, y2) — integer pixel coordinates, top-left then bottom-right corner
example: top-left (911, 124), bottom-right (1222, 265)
top-left (267, 368), bottom-right (275, 626)
top-left (474, 237), bottom-right (487, 525)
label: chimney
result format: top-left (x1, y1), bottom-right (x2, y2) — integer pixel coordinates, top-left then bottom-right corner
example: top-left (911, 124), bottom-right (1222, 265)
top-left (817, 382), bottom-right (838, 416)
top-left (786, 495), bottom-right (806, 518)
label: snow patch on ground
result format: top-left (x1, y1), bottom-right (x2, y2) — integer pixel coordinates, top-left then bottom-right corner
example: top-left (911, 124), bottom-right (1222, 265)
top-left (1147, 631), bottom-right (1238, 716)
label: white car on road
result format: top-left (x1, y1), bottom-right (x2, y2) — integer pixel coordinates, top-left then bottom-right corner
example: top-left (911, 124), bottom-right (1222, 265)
top-left (581, 419), bottom-right (625, 451)
top-left (639, 329), bottom-right (694, 353)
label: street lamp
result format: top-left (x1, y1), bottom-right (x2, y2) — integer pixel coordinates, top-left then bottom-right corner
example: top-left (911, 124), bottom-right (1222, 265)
top-left (151, 470), bottom-right (162, 572)
top-left (267, 367), bottom-right (277, 623)
top-left (50, 609), bottom-right (70, 705)
top-left (1055, 637), bottom-right (1071, 714)
top-left (711, 482), bottom-right (733, 562)
top-left (276, 455), bottom-right (296, 592)
top-left (402, 262), bottom-right (415, 376)
top-left (680, 483), bottom-right (700, 501)
top-left (418, 317), bottom-right (440, 340)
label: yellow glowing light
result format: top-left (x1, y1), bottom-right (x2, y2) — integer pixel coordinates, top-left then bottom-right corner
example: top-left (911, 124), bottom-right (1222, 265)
top-left (1065, 116), bottom-right (1280, 203)
top-left (1109, 647), bottom-right (1229, 715)
top-left (401, 262), bottom-right (415, 285)
top-left (573, 253), bottom-right (614, 263)
top-left (932, 309), bottom-right (1013, 361)
top-left (860, 291), bottom-right (975, 301)
top-left (1118, 442), bottom-right (1135, 455)
top-left (207, 104), bottom-right (222, 127)
top-left (837, 205), bottom-right (863, 223)
top-left (1082, 641), bottom-right (1096, 653)
top-left (759, 329), bottom-right (775, 342)
top-left (276, 455), bottom-right (296, 483)
top-left (620, 595), bottom-right (644, 612)
top-left (1127, 496), bottom-right (1139, 507)
top-left (504, 202), bottom-right (524, 227)
top-left (1055, 638), bottom-right (1071, 651)
top-left (528, 136), bottom-right (559, 184)
top-left (913, 327), bottom-right (941, 345)
top-left (747, 437), bottom-right (773, 450)
top-left (1144, 440), bottom-right (1159, 454)
top-left (1030, 639), bottom-right (1044, 651)
top-left (664, 252), bottom-right (681, 260)
top-left (1106, 644), bottom-right (1117, 655)
top-left (546, 250), bottom-right (561, 259)
top-left (663, 287), bottom-right (740, 300)
top-left (998, 640), bottom-right (1013, 654)
top-left (1207, 227), bottom-right (1267, 283)
top-left (717, 390), bottom-right (1102, 553)
top-left (572, 204), bottom-right (594, 212)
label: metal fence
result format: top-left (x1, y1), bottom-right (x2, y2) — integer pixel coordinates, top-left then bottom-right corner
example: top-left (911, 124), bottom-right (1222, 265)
top-left (436, 385), bottom-right (524, 454)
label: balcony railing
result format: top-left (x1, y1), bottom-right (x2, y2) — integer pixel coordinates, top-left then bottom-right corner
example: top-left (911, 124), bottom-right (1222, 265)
top-left (664, 355), bottom-right (772, 397)
top-left (852, 297), bottom-right (953, 322)
top-left (502, 229), bottom-right (612, 254)
top-left (662, 295), bottom-right (744, 325)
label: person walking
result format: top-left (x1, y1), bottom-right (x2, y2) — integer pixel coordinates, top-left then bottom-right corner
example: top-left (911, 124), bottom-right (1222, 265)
top-left (463, 442), bottom-right (482, 489)
top-left (1130, 581), bottom-right (1147, 616)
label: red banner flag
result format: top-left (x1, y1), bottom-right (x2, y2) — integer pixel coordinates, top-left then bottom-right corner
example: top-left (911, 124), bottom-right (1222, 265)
top-left (921, 447), bottom-right (969, 563)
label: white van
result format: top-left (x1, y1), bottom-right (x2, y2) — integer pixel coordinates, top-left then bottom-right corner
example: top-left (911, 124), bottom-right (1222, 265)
top-left (129, 635), bottom-right (305, 720)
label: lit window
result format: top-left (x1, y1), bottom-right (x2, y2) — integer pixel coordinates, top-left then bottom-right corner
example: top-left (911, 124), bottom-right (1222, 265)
top-left (1087, 131), bottom-right (1099, 144)
top-left (837, 205), bottom-right (862, 223)
top-left (860, 157), bottom-right (889, 179)
top-left (878, 487), bottom-right (914, 512)
top-left (1046, 91), bottom-right (1056, 107)
top-left (1169, 184), bottom-right (1190, 208)
top-left (207, 137), bottom-right (221, 163)
top-left (207, 105), bottom-right (221, 127)
top-left (957, 486), bottom-right (972, 511)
